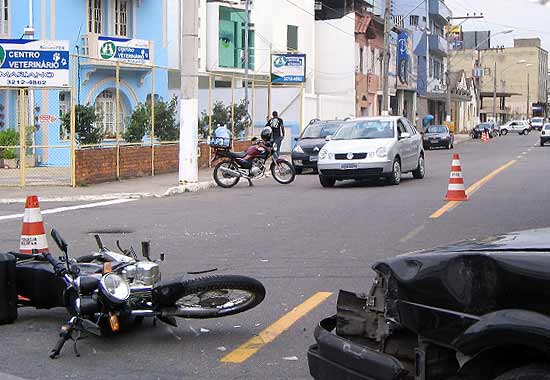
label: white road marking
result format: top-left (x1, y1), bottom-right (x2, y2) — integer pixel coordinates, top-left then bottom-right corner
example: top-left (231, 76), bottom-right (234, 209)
top-left (0, 199), bottom-right (136, 222)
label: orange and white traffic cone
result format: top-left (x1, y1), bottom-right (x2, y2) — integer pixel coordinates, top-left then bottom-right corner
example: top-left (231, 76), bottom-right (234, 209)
top-left (20, 195), bottom-right (48, 254)
top-left (482, 131), bottom-right (489, 143)
top-left (444, 154), bottom-right (468, 201)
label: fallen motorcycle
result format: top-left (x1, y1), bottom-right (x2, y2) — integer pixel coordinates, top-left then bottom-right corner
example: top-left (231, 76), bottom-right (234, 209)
top-left (211, 138), bottom-right (296, 188)
top-left (0, 229), bottom-right (265, 358)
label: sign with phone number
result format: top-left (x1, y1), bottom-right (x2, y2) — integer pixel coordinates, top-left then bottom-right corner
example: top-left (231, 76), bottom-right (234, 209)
top-left (0, 39), bottom-right (70, 88)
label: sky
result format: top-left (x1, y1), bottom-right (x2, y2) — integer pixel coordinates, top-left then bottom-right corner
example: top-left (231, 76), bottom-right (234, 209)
top-left (446, 0), bottom-right (550, 51)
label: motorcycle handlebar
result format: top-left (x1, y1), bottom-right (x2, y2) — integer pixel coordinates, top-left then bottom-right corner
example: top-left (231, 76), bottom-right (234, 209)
top-left (42, 252), bottom-right (67, 277)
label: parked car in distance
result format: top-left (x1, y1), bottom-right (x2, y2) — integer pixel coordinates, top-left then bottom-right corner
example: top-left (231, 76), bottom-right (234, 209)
top-left (292, 120), bottom-right (344, 174)
top-left (531, 117), bottom-right (545, 131)
top-left (308, 228), bottom-right (550, 380)
top-left (500, 120), bottom-right (531, 135)
top-left (317, 116), bottom-right (425, 187)
top-left (422, 125), bottom-right (454, 149)
top-left (540, 123), bottom-right (550, 146)
top-left (472, 122), bottom-right (497, 138)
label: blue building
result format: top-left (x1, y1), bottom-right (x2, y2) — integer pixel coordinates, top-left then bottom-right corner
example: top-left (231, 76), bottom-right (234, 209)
top-left (384, 0), bottom-right (452, 125)
top-left (0, 0), bottom-right (170, 166)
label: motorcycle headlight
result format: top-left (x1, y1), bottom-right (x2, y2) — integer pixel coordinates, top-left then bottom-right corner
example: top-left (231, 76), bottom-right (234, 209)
top-left (293, 145), bottom-right (304, 154)
top-left (99, 273), bottom-right (130, 304)
top-left (319, 149), bottom-right (328, 160)
top-left (376, 147), bottom-right (387, 158)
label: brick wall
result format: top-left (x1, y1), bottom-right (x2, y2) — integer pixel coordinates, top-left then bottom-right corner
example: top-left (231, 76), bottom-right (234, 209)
top-left (75, 140), bottom-right (253, 185)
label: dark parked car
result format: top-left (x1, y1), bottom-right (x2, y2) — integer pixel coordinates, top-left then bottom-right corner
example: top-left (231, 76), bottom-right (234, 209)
top-left (472, 122), bottom-right (497, 138)
top-left (292, 120), bottom-right (343, 174)
top-left (308, 229), bottom-right (550, 380)
top-left (422, 125), bottom-right (454, 149)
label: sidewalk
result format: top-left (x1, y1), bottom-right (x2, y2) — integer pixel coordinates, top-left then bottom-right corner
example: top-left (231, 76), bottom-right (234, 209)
top-left (454, 133), bottom-right (471, 145)
top-left (0, 168), bottom-right (215, 204)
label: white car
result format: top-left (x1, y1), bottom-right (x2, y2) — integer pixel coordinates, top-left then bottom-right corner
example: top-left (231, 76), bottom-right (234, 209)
top-left (531, 117), bottom-right (545, 131)
top-left (317, 116), bottom-right (425, 187)
top-left (500, 120), bottom-right (531, 135)
top-left (540, 124), bottom-right (550, 146)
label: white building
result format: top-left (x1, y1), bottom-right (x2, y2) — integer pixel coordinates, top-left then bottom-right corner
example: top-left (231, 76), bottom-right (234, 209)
top-left (167, 0), bottom-right (356, 149)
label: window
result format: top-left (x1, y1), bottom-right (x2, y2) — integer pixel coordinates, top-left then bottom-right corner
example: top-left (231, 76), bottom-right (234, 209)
top-left (410, 15), bottom-right (419, 27)
top-left (0, 0), bottom-right (8, 36)
top-left (88, 0), bottom-right (103, 34)
top-left (59, 92), bottom-right (70, 140)
top-left (219, 6), bottom-right (255, 69)
top-left (115, 0), bottom-right (129, 37)
top-left (359, 47), bottom-right (364, 74)
top-left (287, 25), bottom-right (298, 51)
top-left (397, 120), bottom-right (407, 137)
top-left (94, 90), bottom-right (126, 138)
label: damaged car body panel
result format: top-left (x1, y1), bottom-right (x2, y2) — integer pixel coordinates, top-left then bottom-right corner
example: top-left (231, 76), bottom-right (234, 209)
top-left (308, 229), bottom-right (550, 380)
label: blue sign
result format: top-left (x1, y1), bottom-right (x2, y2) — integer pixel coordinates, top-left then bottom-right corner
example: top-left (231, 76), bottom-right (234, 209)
top-left (397, 32), bottom-right (409, 85)
top-left (271, 53), bottom-right (306, 84)
top-left (0, 39), bottom-right (69, 88)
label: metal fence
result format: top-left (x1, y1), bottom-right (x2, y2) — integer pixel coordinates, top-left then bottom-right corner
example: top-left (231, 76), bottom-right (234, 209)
top-left (0, 54), bottom-right (305, 187)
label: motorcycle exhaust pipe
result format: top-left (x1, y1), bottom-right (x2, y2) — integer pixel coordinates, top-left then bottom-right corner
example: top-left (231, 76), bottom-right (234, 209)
top-left (130, 310), bottom-right (158, 317)
top-left (219, 166), bottom-right (243, 178)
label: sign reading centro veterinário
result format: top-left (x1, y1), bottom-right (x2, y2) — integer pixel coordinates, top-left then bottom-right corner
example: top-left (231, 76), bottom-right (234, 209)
top-left (0, 39), bottom-right (69, 88)
top-left (271, 53), bottom-right (306, 84)
top-left (98, 36), bottom-right (151, 65)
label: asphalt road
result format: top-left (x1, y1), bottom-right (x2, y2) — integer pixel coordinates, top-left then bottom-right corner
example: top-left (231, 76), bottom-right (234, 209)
top-left (0, 133), bottom-right (549, 380)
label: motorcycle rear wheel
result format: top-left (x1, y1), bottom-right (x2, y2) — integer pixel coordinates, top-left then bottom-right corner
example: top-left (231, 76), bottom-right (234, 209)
top-left (213, 160), bottom-right (241, 188)
top-left (156, 275), bottom-right (265, 319)
top-left (270, 160), bottom-right (295, 184)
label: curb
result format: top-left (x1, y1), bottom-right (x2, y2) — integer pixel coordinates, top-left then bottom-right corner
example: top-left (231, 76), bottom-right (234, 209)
top-left (0, 180), bottom-right (217, 204)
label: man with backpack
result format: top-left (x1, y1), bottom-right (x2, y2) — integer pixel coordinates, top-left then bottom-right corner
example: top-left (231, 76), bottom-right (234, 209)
top-left (267, 111), bottom-right (285, 155)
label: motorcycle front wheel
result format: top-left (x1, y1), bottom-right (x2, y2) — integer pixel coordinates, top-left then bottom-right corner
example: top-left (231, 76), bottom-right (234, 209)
top-left (213, 160), bottom-right (241, 188)
top-left (270, 160), bottom-right (296, 184)
top-left (155, 275), bottom-right (266, 319)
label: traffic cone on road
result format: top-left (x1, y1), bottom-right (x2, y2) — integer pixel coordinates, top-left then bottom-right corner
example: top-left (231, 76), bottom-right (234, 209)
top-left (444, 154), bottom-right (468, 201)
top-left (481, 131), bottom-right (489, 143)
top-left (20, 195), bottom-right (48, 254)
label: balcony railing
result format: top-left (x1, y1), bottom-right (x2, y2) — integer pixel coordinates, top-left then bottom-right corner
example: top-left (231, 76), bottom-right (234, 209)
top-left (429, 34), bottom-right (448, 56)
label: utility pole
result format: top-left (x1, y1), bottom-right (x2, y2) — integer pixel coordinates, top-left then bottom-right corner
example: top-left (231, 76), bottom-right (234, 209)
top-left (492, 60), bottom-right (497, 123)
top-left (179, 0), bottom-right (199, 184)
top-left (381, 0), bottom-right (391, 115)
top-left (243, 0), bottom-right (251, 119)
top-left (527, 72), bottom-right (530, 119)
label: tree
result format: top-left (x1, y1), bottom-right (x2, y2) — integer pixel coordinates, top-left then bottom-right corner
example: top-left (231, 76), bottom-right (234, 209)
top-left (124, 97), bottom-right (179, 143)
top-left (61, 105), bottom-right (103, 145)
top-left (199, 99), bottom-right (250, 139)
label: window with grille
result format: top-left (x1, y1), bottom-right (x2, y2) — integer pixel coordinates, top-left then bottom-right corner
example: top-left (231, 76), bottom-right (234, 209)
top-left (410, 15), bottom-right (419, 27)
top-left (115, 0), bottom-right (129, 37)
top-left (0, 0), bottom-right (8, 36)
top-left (59, 92), bottom-right (70, 140)
top-left (94, 90), bottom-right (126, 138)
top-left (88, 0), bottom-right (103, 34)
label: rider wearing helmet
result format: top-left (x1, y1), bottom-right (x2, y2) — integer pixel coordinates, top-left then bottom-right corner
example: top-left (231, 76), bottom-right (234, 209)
top-left (260, 127), bottom-right (272, 143)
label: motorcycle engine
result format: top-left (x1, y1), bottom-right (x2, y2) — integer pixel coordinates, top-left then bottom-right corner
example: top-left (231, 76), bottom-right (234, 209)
top-left (121, 262), bottom-right (161, 287)
top-left (250, 159), bottom-right (265, 177)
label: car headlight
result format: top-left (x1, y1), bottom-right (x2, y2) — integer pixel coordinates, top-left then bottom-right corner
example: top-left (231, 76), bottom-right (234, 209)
top-left (376, 147), bottom-right (387, 158)
top-left (293, 145), bottom-right (304, 154)
top-left (319, 149), bottom-right (328, 160)
top-left (328, 152), bottom-right (334, 160)
top-left (99, 273), bottom-right (130, 304)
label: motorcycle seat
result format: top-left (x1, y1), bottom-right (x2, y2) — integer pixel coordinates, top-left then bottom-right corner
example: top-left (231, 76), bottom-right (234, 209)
top-left (229, 151), bottom-right (247, 159)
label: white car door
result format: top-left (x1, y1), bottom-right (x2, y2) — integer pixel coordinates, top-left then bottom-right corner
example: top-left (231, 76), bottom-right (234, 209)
top-left (397, 119), bottom-right (414, 171)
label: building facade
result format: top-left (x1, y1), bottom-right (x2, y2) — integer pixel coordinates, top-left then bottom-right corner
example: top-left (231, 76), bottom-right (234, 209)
top-left (0, 0), bottom-right (169, 166)
top-left (450, 38), bottom-right (549, 122)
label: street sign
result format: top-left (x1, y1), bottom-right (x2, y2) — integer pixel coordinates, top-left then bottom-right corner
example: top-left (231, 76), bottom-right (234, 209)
top-left (0, 39), bottom-right (69, 88)
top-left (271, 53), bottom-right (306, 84)
top-left (98, 36), bottom-right (151, 65)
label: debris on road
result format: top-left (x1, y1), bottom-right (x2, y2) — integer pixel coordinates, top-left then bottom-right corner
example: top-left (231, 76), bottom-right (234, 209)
top-left (200, 328), bottom-right (210, 333)
top-left (216, 346), bottom-right (227, 352)
top-left (283, 356), bottom-right (298, 361)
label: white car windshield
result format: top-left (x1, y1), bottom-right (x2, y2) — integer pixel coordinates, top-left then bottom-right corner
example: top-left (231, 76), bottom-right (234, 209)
top-left (333, 120), bottom-right (395, 140)
top-left (532, 118), bottom-right (544, 123)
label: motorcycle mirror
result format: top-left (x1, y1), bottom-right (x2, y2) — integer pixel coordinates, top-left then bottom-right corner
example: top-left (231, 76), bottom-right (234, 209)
top-left (141, 241), bottom-right (151, 261)
top-left (51, 229), bottom-right (68, 254)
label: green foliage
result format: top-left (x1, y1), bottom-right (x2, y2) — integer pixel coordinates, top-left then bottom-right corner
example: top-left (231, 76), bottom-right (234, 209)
top-left (0, 129), bottom-right (19, 159)
top-left (62, 105), bottom-right (103, 145)
top-left (199, 99), bottom-right (249, 139)
top-left (124, 97), bottom-right (179, 143)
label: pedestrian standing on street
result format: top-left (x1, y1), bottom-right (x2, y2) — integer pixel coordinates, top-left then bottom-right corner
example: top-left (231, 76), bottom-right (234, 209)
top-left (268, 111), bottom-right (285, 155)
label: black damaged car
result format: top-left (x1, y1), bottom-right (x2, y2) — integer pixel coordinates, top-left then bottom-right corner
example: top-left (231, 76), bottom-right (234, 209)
top-left (292, 120), bottom-right (343, 174)
top-left (308, 229), bottom-right (550, 380)
top-left (422, 125), bottom-right (454, 149)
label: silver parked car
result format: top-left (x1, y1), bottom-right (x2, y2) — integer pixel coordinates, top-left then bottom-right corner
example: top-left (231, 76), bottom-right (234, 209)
top-left (317, 116), bottom-right (425, 187)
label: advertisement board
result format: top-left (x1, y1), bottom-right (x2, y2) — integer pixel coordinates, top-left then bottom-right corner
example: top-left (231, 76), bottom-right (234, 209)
top-left (98, 36), bottom-right (151, 65)
top-left (0, 39), bottom-right (69, 88)
top-left (271, 53), bottom-right (306, 84)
